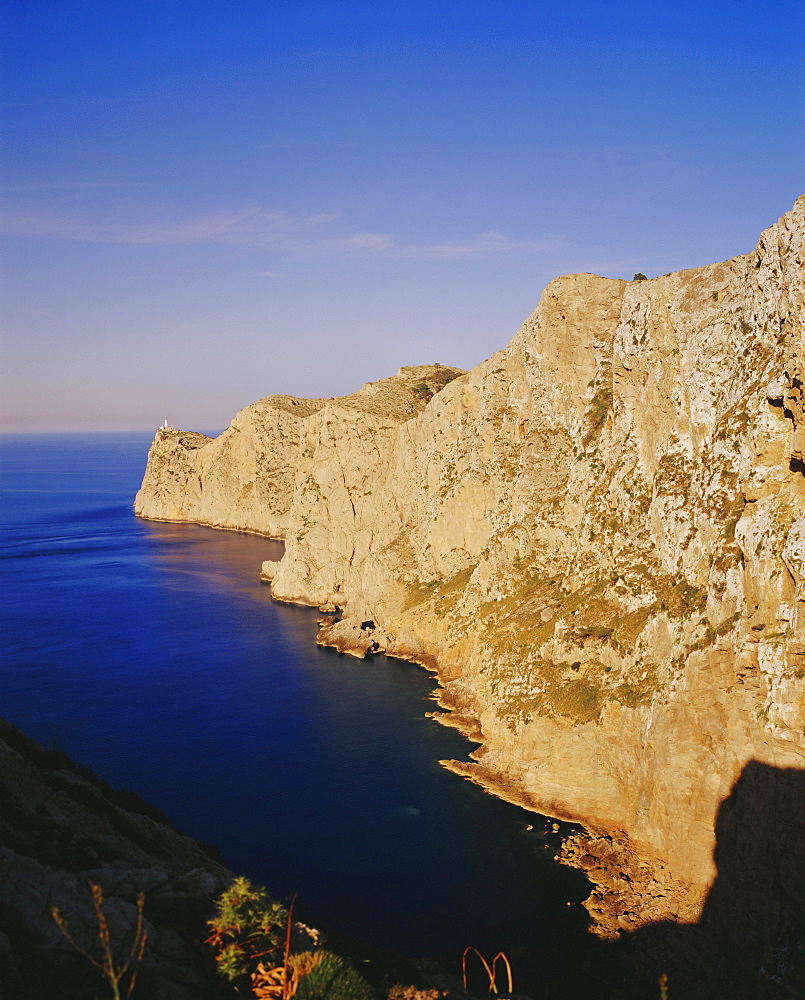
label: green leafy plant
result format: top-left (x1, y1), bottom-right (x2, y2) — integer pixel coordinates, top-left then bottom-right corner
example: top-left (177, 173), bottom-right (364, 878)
top-left (207, 879), bottom-right (372, 1000)
top-left (51, 881), bottom-right (147, 1000)
top-left (583, 384), bottom-right (614, 445)
top-left (294, 950), bottom-right (374, 1000)
top-left (206, 877), bottom-right (289, 983)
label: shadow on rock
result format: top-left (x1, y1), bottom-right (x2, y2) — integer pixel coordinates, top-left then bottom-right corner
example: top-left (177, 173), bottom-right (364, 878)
top-left (584, 760), bottom-right (805, 1000)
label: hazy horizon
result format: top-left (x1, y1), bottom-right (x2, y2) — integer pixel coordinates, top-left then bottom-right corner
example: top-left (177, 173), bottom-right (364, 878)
top-left (2, 0), bottom-right (803, 433)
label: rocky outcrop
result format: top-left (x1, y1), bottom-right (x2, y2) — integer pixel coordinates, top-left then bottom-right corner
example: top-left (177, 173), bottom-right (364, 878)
top-left (135, 199), bottom-right (805, 952)
top-left (0, 719), bottom-right (235, 999)
top-left (315, 616), bottom-right (391, 658)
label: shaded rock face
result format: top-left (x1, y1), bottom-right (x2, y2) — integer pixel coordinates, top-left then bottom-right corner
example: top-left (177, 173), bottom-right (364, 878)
top-left (135, 199), bottom-right (805, 930)
top-left (0, 720), bottom-right (234, 999)
top-left (584, 760), bottom-right (805, 999)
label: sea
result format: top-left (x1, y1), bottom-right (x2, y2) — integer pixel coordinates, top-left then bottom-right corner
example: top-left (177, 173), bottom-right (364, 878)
top-left (0, 432), bottom-right (593, 993)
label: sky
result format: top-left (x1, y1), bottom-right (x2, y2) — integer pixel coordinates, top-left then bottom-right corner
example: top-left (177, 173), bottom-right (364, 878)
top-left (1, 0), bottom-right (803, 432)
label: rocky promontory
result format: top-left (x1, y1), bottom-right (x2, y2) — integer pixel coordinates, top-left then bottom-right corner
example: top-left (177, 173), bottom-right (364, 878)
top-left (136, 198), bottom-right (805, 992)
top-left (135, 366), bottom-right (465, 538)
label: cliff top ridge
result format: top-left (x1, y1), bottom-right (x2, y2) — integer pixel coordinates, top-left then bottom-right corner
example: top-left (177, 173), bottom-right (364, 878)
top-left (245, 363), bottom-right (467, 425)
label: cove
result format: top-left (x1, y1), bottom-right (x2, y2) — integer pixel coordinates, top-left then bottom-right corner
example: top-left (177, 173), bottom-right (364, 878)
top-left (0, 432), bottom-right (592, 992)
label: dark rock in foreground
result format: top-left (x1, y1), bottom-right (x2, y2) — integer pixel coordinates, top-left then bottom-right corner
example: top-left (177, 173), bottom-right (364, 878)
top-left (0, 718), bottom-right (236, 999)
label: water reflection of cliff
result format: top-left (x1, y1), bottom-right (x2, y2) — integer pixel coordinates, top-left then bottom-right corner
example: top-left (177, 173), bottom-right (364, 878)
top-left (142, 520), bottom-right (285, 599)
top-left (589, 760), bottom-right (805, 999)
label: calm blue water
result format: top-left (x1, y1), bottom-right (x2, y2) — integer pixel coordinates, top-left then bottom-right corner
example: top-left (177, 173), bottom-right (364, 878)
top-left (0, 433), bottom-right (590, 987)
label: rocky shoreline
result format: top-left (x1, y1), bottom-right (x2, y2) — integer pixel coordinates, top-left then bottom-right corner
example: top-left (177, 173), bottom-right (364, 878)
top-left (312, 609), bottom-right (699, 938)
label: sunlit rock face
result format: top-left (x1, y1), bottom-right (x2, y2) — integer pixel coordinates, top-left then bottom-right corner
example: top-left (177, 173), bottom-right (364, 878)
top-left (134, 368), bottom-right (465, 539)
top-left (134, 398), bottom-right (330, 537)
top-left (136, 198), bottom-right (805, 926)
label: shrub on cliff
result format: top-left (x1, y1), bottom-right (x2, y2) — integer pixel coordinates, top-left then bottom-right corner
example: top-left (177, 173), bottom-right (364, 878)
top-left (206, 878), bottom-right (373, 999)
top-left (294, 950), bottom-right (373, 1000)
top-left (206, 877), bottom-right (287, 981)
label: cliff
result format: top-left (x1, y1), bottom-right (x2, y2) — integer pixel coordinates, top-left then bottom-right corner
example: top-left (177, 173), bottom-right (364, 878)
top-left (135, 366), bottom-right (464, 538)
top-left (135, 199), bottom-right (805, 954)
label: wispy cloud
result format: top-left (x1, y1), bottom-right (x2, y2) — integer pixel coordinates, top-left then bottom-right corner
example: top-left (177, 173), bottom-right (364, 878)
top-left (404, 231), bottom-right (516, 261)
top-left (318, 229), bottom-right (520, 261)
top-left (0, 205), bottom-right (325, 246)
top-left (341, 232), bottom-right (395, 251)
top-left (0, 202), bottom-right (522, 261)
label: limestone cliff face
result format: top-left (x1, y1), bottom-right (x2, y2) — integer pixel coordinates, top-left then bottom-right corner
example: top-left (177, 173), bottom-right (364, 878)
top-left (136, 198), bottom-right (805, 929)
top-left (134, 396), bottom-right (330, 537)
top-left (134, 369), bottom-right (464, 538)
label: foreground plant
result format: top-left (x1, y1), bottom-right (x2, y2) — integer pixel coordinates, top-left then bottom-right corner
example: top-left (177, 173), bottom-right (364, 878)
top-left (462, 947), bottom-right (513, 995)
top-left (51, 881), bottom-right (147, 1000)
top-left (387, 985), bottom-right (446, 999)
top-left (207, 877), bottom-right (372, 999)
top-left (206, 877), bottom-right (290, 986)
top-left (292, 950), bottom-right (373, 1000)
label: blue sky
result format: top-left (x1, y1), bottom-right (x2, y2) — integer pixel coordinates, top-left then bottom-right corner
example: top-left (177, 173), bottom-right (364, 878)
top-left (1, 0), bottom-right (803, 432)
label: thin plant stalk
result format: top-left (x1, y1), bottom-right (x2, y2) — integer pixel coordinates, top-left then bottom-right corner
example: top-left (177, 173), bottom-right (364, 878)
top-left (281, 894), bottom-right (296, 1000)
top-left (462, 947), bottom-right (497, 994)
top-left (461, 946), bottom-right (513, 995)
top-left (492, 952), bottom-right (513, 994)
top-left (51, 881), bottom-right (148, 1000)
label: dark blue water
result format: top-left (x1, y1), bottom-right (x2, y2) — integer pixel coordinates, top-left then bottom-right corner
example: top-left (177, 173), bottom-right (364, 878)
top-left (0, 433), bottom-right (590, 987)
